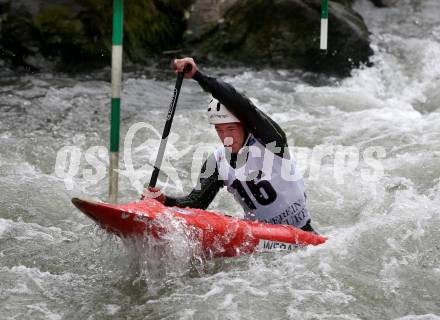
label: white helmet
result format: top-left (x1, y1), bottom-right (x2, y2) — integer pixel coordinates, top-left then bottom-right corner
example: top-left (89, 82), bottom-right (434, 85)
top-left (207, 98), bottom-right (240, 125)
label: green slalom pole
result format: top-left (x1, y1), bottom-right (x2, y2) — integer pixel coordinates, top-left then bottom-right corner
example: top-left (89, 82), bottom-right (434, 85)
top-left (109, 0), bottom-right (123, 203)
top-left (320, 0), bottom-right (328, 51)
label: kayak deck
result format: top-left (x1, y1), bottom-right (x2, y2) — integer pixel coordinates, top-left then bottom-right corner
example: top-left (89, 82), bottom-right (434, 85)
top-left (72, 198), bottom-right (326, 258)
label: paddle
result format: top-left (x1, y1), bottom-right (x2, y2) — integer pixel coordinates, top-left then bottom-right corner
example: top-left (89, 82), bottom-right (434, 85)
top-left (147, 62), bottom-right (192, 188)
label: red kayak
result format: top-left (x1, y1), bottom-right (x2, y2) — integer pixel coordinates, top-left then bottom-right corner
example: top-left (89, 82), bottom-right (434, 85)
top-left (72, 198), bottom-right (326, 258)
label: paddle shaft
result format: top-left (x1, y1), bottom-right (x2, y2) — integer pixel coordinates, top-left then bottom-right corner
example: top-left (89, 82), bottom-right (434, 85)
top-left (148, 64), bottom-right (192, 188)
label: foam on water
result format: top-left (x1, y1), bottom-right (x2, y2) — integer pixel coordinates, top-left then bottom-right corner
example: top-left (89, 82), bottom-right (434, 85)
top-left (120, 211), bottom-right (206, 294)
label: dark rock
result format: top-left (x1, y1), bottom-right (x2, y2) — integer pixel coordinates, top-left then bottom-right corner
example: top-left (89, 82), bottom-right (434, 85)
top-left (0, 1), bottom-right (41, 70)
top-left (0, 0), bottom-right (391, 76)
top-left (0, 0), bottom-right (191, 71)
top-left (369, 0), bottom-right (398, 7)
top-left (186, 0), bottom-right (373, 77)
top-left (185, 0), bottom-right (237, 42)
top-left (122, 0), bottom-right (191, 61)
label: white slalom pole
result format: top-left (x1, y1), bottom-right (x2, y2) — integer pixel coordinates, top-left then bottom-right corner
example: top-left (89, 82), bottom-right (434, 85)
top-left (109, 0), bottom-right (123, 204)
top-left (320, 0), bottom-right (328, 51)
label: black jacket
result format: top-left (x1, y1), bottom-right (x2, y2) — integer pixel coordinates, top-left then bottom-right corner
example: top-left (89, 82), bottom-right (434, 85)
top-left (164, 71), bottom-right (288, 209)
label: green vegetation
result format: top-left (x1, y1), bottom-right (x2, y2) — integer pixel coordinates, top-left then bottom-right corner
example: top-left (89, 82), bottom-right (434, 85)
top-left (32, 0), bottom-right (191, 68)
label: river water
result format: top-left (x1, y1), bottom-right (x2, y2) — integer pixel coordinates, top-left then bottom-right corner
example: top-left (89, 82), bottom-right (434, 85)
top-left (1, 0), bottom-right (439, 319)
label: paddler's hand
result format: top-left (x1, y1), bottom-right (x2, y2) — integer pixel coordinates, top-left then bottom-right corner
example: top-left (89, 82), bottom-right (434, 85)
top-left (173, 57), bottom-right (197, 78)
top-left (141, 187), bottom-right (166, 204)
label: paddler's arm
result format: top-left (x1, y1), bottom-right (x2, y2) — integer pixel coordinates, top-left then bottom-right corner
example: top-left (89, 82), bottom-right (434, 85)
top-left (173, 57), bottom-right (287, 153)
top-left (192, 70), bottom-right (288, 153)
top-left (164, 154), bottom-right (224, 210)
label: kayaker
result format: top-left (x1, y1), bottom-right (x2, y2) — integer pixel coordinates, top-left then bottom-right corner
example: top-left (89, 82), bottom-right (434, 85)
top-left (143, 57), bottom-right (315, 233)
